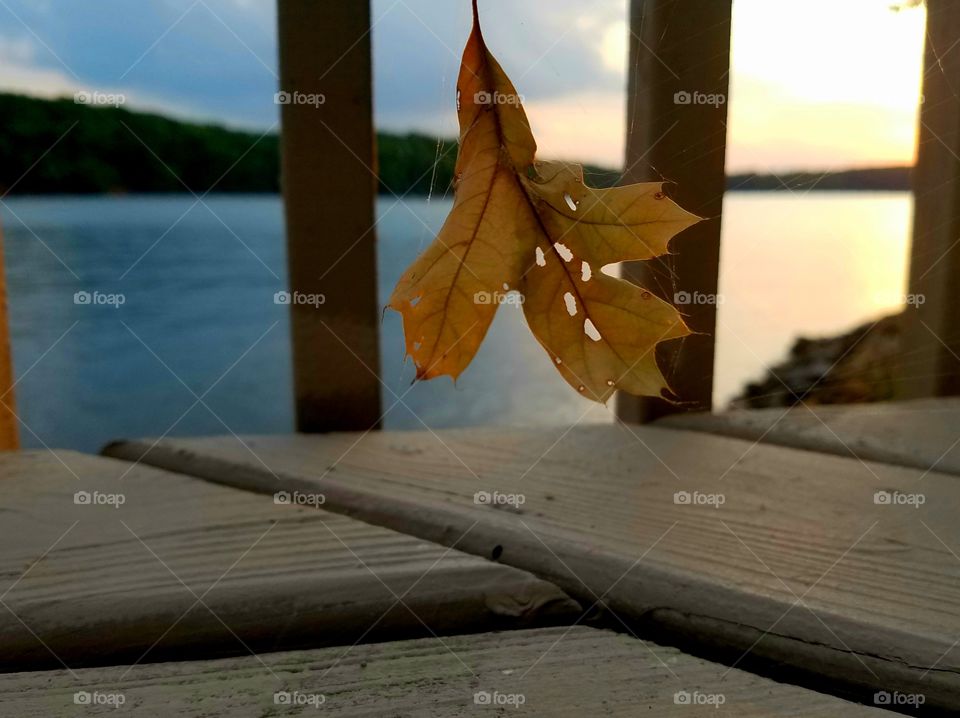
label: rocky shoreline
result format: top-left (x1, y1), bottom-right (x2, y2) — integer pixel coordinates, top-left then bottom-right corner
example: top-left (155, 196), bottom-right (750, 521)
top-left (731, 313), bottom-right (902, 409)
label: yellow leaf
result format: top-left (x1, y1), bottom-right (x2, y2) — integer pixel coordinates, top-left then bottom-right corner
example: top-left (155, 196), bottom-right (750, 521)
top-left (523, 161), bottom-right (699, 265)
top-left (389, 0), bottom-right (701, 402)
top-left (388, 0), bottom-right (536, 380)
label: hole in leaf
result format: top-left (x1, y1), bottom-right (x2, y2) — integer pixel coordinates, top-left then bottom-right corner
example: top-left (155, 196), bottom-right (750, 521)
top-left (563, 192), bottom-right (578, 211)
top-left (581, 261), bottom-right (592, 282)
top-left (410, 296), bottom-right (421, 307)
top-left (554, 357), bottom-right (562, 365)
top-left (535, 247), bottom-right (546, 267)
top-left (563, 292), bottom-right (577, 316)
top-left (553, 242), bottom-right (573, 262)
top-left (606, 379), bottom-right (615, 387)
top-left (584, 319), bottom-right (601, 342)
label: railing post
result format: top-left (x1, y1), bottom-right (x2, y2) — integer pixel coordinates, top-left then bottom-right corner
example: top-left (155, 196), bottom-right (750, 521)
top-left (896, 0), bottom-right (960, 399)
top-left (277, 0), bottom-right (382, 432)
top-left (0, 221), bottom-right (17, 449)
top-left (616, 0), bottom-right (731, 423)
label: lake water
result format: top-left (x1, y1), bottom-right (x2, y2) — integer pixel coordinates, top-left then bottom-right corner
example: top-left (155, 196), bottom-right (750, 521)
top-left (0, 192), bottom-right (912, 452)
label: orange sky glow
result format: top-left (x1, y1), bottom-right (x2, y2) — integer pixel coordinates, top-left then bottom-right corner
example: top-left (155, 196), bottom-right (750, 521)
top-left (527, 0), bottom-right (927, 172)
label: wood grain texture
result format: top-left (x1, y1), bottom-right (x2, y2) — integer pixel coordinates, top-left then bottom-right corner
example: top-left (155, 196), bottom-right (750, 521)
top-left (0, 626), bottom-right (893, 716)
top-left (617, 0), bottom-right (732, 421)
top-left (0, 451), bottom-right (578, 671)
top-left (658, 399), bottom-right (960, 476)
top-left (104, 426), bottom-right (960, 711)
top-left (897, 0), bottom-right (960, 399)
top-left (278, 0), bottom-right (382, 430)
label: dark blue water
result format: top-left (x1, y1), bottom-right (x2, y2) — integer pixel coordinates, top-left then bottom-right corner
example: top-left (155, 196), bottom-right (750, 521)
top-left (0, 195), bottom-right (605, 452)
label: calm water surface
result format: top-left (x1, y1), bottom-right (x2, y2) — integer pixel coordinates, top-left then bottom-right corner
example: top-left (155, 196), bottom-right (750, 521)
top-left (0, 192), bottom-right (911, 451)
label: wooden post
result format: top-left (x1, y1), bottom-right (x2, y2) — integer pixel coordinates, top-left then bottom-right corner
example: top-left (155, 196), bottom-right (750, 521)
top-left (277, 0), bottom-right (382, 431)
top-left (616, 0), bottom-right (731, 423)
top-left (0, 220), bottom-right (17, 449)
top-left (896, 0), bottom-right (960, 399)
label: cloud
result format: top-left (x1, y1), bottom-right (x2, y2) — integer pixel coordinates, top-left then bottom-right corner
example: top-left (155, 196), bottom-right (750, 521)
top-left (0, 0), bottom-right (279, 124)
top-left (373, 0), bottom-right (630, 162)
top-left (0, 36), bottom-right (76, 97)
top-left (0, 0), bottom-right (630, 154)
top-left (0, 0), bottom-right (924, 170)
top-left (374, 0), bottom-right (625, 106)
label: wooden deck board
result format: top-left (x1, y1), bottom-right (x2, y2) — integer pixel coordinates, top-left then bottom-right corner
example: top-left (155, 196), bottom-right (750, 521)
top-left (0, 451), bottom-right (579, 671)
top-left (658, 399), bottom-right (960, 476)
top-left (0, 626), bottom-right (893, 716)
top-left (104, 426), bottom-right (960, 711)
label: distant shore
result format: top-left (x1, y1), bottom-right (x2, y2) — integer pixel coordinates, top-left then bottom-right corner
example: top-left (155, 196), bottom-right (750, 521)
top-left (0, 93), bottom-right (911, 196)
top-left (726, 166), bottom-right (909, 192)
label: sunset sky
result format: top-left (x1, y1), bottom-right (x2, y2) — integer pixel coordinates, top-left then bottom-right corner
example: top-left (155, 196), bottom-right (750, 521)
top-left (0, 0), bottom-right (928, 173)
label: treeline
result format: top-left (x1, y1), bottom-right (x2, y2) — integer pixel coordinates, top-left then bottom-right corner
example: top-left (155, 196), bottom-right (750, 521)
top-left (0, 93), bottom-right (462, 195)
top-left (0, 93), bottom-right (279, 194)
top-left (0, 93), bottom-right (911, 195)
top-left (727, 167), bottom-right (911, 192)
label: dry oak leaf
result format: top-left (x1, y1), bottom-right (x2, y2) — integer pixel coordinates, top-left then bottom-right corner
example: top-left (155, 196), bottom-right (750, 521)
top-left (389, 0), bottom-right (701, 403)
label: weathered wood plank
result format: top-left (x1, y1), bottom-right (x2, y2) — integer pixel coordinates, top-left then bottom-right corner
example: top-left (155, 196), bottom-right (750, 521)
top-left (278, 0), bottom-right (382, 431)
top-left (0, 626), bottom-right (892, 716)
top-left (104, 426), bottom-right (960, 711)
top-left (617, 0), bottom-right (732, 422)
top-left (0, 451), bottom-right (577, 671)
top-left (896, 0), bottom-right (960, 399)
top-left (658, 398), bottom-right (960, 476)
